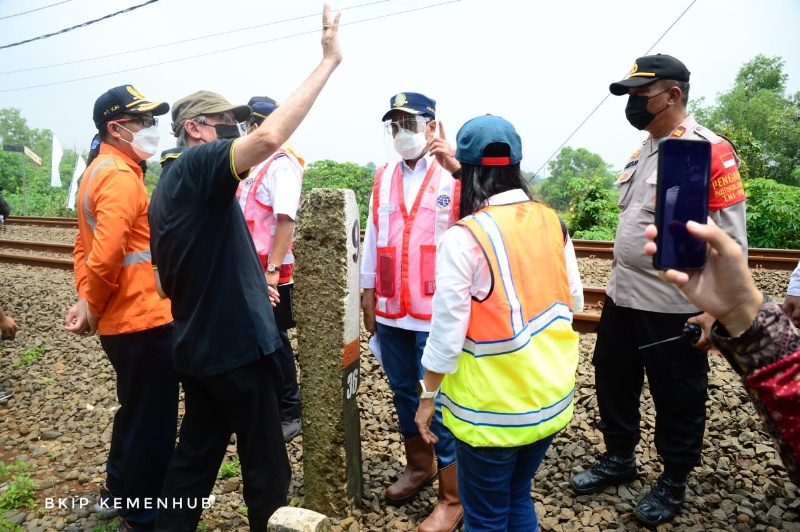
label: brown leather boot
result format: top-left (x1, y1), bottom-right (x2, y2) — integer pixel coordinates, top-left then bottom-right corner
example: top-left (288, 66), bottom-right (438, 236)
top-left (418, 463), bottom-right (463, 532)
top-left (385, 435), bottom-right (437, 505)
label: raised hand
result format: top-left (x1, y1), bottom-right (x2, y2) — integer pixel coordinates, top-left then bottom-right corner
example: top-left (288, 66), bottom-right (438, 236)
top-left (427, 122), bottom-right (460, 175)
top-left (321, 4), bottom-right (342, 66)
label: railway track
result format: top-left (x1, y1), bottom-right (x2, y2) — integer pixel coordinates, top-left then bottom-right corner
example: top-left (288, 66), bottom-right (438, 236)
top-left (0, 218), bottom-right (793, 335)
top-left (5, 216), bottom-right (798, 270)
top-left (573, 240), bottom-right (800, 270)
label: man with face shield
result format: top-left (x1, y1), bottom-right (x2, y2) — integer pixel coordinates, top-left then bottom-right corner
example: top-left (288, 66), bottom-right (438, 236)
top-left (360, 92), bottom-right (462, 532)
top-left (569, 54), bottom-right (748, 526)
top-left (64, 84), bottom-right (179, 532)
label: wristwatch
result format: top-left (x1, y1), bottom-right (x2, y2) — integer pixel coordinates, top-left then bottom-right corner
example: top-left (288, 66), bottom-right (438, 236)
top-left (266, 263), bottom-right (280, 274)
top-left (417, 379), bottom-right (439, 399)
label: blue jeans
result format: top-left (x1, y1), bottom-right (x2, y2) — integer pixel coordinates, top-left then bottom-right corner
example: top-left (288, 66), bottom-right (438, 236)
top-left (455, 435), bottom-right (554, 532)
top-left (377, 323), bottom-right (455, 466)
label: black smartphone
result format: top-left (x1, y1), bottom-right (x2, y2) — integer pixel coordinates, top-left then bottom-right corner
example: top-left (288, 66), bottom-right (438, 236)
top-left (653, 138), bottom-right (711, 270)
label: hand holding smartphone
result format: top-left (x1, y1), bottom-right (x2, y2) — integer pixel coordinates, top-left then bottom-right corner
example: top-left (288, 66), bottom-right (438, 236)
top-left (653, 138), bottom-right (711, 270)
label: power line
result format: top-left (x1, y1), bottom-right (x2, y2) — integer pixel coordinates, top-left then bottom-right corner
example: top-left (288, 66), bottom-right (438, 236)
top-left (0, 0), bottom-right (390, 76)
top-left (0, 0), bottom-right (460, 93)
top-left (532, 0), bottom-right (697, 177)
top-left (0, 0), bottom-right (159, 50)
top-left (0, 0), bottom-right (73, 21)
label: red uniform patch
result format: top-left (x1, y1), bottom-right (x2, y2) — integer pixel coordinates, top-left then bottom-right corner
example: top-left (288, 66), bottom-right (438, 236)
top-left (671, 126), bottom-right (686, 137)
top-left (708, 142), bottom-right (745, 211)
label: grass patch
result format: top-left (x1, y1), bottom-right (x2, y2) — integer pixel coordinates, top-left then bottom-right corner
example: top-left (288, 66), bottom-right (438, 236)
top-left (218, 456), bottom-right (241, 479)
top-left (0, 461), bottom-right (36, 513)
top-left (13, 347), bottom-right (44, 367)
top-left (91, 518), bottom-right (120, 532)
top-left (0, 517), bottom-right (23, 531)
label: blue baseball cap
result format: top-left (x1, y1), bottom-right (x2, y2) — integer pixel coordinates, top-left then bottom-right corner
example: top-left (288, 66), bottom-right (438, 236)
top-left (248, 96), bottom-right (278, 123)
top-left (93, 84), bottom-right (169, 129)
top-left (455, 115), bottom-right (522, 166)
top-left (381, 92), bottom-right (436, 121)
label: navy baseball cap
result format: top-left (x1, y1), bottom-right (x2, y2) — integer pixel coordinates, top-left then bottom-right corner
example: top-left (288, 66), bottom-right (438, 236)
top-left (248, 96), bottom-right (278, 123)
top-left (455, 115), bottom-right (522, 166)
top-left (381, 92), bottom-right (436, 121)
top-left (610, 54), bottom-right (690, 96)
top-left (93, 84), bottom-right (169, 129)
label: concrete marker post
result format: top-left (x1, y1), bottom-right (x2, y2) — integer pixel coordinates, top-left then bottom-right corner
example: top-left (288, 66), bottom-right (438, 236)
top-left (293, 188), bottom-right (363, 517)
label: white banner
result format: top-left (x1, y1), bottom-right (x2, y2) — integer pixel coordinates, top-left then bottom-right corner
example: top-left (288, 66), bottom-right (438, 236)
top-left (51, 135), bottom-right (63, 187)
top-left (66, 156), bottom-right (86, 210)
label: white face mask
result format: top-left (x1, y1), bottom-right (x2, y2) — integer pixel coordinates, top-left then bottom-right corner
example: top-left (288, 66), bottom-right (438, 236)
top-left (119, 124), bottom-right (160, 160)
top-left (393, 129), bottom-right (427, 160)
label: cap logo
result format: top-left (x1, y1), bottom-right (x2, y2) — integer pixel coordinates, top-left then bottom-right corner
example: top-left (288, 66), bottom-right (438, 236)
top-left (103, 104), bottom-right (120, 117)
top-left (626, 60), bottom-right (656, 80)
top-left (393, 94), bottom-right (408, 108)
top-left (125, 85), bottom-right (146, 108)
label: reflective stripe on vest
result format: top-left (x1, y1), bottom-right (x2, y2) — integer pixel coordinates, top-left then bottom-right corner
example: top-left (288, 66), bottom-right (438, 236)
top-left (441, 388), bottom-right (574, 428)
top-left (82, 158), bottom-right (152, 266)
top-left (83, 159), bottom-right (113, 232)
top-left (441, 202), bottom-right (579, 447)
top-left (372, 160), bottom-right (458, 320)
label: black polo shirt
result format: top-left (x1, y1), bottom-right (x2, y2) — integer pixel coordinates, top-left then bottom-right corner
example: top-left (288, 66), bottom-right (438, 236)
top-left (149, 140), bottom-right (282, 377)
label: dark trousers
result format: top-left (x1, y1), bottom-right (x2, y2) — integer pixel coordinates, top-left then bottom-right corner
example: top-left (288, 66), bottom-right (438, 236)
top-left (155, 355), bottom-right (290, 532)
top-left (100, 324), bottom-right (179, 531)
top-left (276, 329), bottom-right (301, 422)
top-left (592, 296), bottom-right (709, 470)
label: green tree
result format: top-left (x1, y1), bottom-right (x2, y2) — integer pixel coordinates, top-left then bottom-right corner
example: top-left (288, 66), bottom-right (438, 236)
top-left (302, 160), bottom-right (375, 227)
top-left (690, 55), bottom-right (800, 185)
top-left (743, 178), bottom-right (800, 248)
top-left (0, 108), bottom-right (53, 161)
top-left (539, 147), bottom-right (615, 212)
top-left (566, 173), bottom-right (618, 240)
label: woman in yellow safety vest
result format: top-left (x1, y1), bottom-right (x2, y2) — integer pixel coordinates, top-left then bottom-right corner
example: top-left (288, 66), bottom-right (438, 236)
top-left (415, 115), bottom-right (583, 531)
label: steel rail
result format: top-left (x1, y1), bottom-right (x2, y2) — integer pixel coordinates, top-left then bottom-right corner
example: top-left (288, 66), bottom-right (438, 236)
top-left (0, 239), bottom-right (73, 254)
top-left (4, 217), bottom-right (799, 270)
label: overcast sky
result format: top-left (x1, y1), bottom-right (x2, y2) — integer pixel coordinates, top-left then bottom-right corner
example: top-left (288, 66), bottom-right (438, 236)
top-left (1, 0), bottom-right (798, 175)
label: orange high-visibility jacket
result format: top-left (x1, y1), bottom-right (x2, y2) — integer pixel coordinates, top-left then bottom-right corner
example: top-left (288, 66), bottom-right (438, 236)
top-left (73, 143), bottom-right (172, 335)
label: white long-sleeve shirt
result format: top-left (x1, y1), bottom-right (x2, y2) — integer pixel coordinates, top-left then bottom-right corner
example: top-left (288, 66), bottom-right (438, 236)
top-left (789, 261), bottom-right (800, 296)
top-left (422, 189), bottom-right (584, 375)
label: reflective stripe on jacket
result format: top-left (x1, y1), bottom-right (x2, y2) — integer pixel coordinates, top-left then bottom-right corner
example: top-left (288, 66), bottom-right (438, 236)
top-left (442, 202), bottom-right (579, 447)
top-left (236, 144), bottom-right (304, 283)
top-left (73, 143), bottom-right (172, 335)
top-left (372, 160), bottom-right (459, 320)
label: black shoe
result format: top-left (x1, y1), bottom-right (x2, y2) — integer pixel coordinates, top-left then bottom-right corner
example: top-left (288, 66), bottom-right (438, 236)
top-left (570, 453), bottom-right (637, 494)
top-left (634, 474), bottom-right (687, 525)
top-left (0, 390), bottom-right (13, 403)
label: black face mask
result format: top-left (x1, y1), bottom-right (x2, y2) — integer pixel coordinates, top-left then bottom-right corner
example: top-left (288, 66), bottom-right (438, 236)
top-left (213, 123), bottom-right (247, 139)
top-left (625, 88), bottom-right (670, 130)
